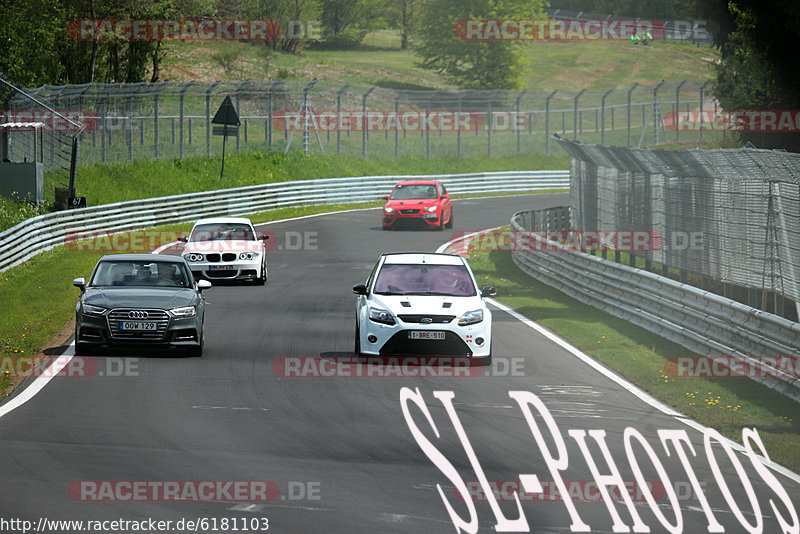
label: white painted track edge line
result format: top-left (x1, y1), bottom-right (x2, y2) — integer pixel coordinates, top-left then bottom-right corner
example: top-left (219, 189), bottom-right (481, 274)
top-left (0, 343), bottom-right (75, 419)
top-left (436, 231), bottom-right (800, 485)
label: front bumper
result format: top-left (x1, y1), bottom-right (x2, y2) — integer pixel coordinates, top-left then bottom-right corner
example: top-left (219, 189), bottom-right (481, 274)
top-left (186, 260), bottom-right (261, 281)
top-left (359, 318), bottom-right (491, 358)
top-left (383, 211), bottom-right (440, 229)
top-left (76, 312), bottom-right (202, 349)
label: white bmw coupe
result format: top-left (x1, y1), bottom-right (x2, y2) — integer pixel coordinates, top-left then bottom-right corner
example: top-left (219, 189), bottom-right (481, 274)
top-left (180, 217), bottom-right (269, 284)
top-left (353, 252), bottom-right (495, 361)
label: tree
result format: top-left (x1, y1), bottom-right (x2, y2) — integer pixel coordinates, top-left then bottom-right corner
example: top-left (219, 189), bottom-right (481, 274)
top-left (414, 0), bottom-right (546, 89)
top-left (702, 0), bottom-right (800, 150)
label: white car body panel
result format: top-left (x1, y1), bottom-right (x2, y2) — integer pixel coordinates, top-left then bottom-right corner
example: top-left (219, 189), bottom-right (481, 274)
top-left (355, 253), bottom-right (492, 358)
top-left (182, 217), bottom-right (267, 282)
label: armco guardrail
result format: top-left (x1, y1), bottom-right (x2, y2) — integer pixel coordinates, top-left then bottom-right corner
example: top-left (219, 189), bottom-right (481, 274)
top-left (508, 208), bottom-right (800, 402)
top-left (0, 170), bottom-right (568, 272)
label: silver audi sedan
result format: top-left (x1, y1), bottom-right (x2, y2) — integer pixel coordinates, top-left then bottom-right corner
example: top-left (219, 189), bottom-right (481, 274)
top-left (73, 254), bottom-right (211, 356)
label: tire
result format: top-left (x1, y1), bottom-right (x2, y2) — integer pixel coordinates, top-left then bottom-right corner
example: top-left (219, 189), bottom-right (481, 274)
top-left (74, 327), bottom-right (94, 355)
top-left (436, 216), bottom-right (445, 231)
top-left (187, 329), bottom-right (204, 357)
top-left (75, 342), bottom-right (94, 356)
top-left (255, 258), bottom-right (267, 285)
top-left (445, 208), bottom-right (454, 228)
top-left (354, 325), bottom-right (363, 357)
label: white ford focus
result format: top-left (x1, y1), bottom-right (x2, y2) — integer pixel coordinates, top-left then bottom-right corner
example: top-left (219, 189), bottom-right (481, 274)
top-left (179, 217), bottom-right (269, 284)
top-left (353, 252), bottom-right (495, 361)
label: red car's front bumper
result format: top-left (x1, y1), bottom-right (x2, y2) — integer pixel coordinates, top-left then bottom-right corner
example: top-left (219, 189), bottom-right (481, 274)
top-left (382, 210), bottom-right (441, 229)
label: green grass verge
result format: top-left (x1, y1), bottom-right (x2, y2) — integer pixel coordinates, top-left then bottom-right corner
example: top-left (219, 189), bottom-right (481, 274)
top-left (467, 246), bottom-right (800, 473)
top-left (1, 152), bottom-right (569, 232)
top-left (74, 151), bottom-right (569, 207)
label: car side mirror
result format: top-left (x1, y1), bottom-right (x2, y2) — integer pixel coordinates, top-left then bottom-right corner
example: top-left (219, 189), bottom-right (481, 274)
top-left (352, 283), bottom-right (368, 295)
top-left (73, 277), bottom-right (86, 291)
top-left (260, 233), bottom-right (270, 241)
top-left (197, 279), bottom-right (212, 291)
top-left (481, 286), bottom-right (496, 297)
top-left (177, 236), bottom-right (188, 243)
top-left (381, 195), bottom-right (389, 201)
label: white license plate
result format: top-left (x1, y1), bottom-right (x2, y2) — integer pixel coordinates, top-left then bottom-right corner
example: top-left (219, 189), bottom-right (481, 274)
top-left (422, 214), bottom-right (437, 219)
top-left (120, 321), bottom-right (157, 331)
top-left (409, 331), bottom-right (445, 340)
top-left (208, 265), bottom-right (236, 271)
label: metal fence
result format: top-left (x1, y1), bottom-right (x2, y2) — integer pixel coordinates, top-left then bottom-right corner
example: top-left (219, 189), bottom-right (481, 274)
top-left (5, 80), bottom-right (722, 178)
top-left (0, 170), bottom-right (568, 272)
top-left (557, 138), bottom-right (800, 321)
top-left (507, 207), bottom-right (800, 402)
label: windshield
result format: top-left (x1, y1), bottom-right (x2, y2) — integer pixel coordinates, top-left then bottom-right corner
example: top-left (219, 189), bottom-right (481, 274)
top-left (373, 263), bottom-right (476, 296)
top-left (190, 223), bottom-right (255, 242)
top-left (90, 260), bottom-right (193, 288)
top-left (389, 184), bottom-right (438, 200)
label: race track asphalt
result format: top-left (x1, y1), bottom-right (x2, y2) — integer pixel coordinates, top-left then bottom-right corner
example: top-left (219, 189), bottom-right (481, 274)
top-left (1, 193), bottom-right (798, 533)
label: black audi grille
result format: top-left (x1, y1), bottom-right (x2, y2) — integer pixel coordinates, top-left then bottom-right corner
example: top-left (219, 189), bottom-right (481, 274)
top-left (107, 309), bottom-right (170, 339)
top-left (206, 253), bottom-right (221, 262)
top-left (222, 253), bottom-right (237, 262)
top-left (400, 209), bottom-right (420, 214)
top-left (398, 314), bottom-right (455, 324)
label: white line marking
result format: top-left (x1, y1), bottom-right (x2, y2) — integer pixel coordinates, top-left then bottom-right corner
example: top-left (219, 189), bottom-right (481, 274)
top-left (0, 343), bottom-right (74, 419)
top-left (434, 231), bottom-right (800, 485)
top-left (486, 297), bottom-right (800, 485)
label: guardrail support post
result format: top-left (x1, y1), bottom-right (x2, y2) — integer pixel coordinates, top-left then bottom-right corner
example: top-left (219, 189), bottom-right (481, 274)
top-left (627, 83), bottom-right (639, 146)
top-left (573, 89), bottom-right (586, 140)
top-left (153, 81), bottom-right (168, 158)
top-left (361, 87), bottom-right (375, 157)
top-left (515, 89), bottom-right (527, 153)
top-left (545, 90), bottom-right (558, 154)
top-left (674, 80), bottom-right (687, 143)
top-left (205, 81), bottom-right (221, 156)
top-left (235, 81), bottom-right (250, 153)
top-left (394, 89), bottom-right (406, 158)
top-left (179, 82), bottom-right (194, 159)
top-left (600, 89), bottom-right (613, 144)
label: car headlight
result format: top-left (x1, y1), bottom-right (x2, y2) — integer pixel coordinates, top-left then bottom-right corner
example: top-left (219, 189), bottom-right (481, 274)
top-left (82, 304), bottom-right (107, 316)
top-left (458, 309), bottom-right (483, 326)
top-left (384, 207), bottom-right (396, 213)
top-left (170, 305), bottom-right (197, 318)
top-left (424, 206), bottom-right (437, 213)
top-left (184, 253), bottom-right (204, 262)
top-left (239, 252), bottom-right (257, 260)
top-left (368, 306), bottom-right (396, 325)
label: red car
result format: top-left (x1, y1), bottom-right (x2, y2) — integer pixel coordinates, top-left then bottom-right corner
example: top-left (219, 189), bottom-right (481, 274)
top-left (382, 180), bottom-right (453, 230)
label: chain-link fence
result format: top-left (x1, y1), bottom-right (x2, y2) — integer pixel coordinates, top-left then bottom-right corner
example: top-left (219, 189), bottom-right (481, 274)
top-left (1, 76), bottom-right (83, 204)
top-left (5, 80), bottom-right (723, 168)
top-left (558, 137), bottom-right (800, 321)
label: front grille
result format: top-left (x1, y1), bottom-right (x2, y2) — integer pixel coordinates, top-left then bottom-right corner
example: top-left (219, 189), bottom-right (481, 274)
top-left (107, 309), bottom-right (170, 339)
top-left (205, 270), bottom-right (238, 278)
top-left (400, 209), bottom-right (420, 214)
top-left (398, 314), bottom-right (455, 324)
top-left (206, 253), bottom-right (221, 262)
top-left (222, 253), bottom-right (237, 262)
top-left (379, 331), bottom-right (471, 356)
